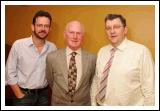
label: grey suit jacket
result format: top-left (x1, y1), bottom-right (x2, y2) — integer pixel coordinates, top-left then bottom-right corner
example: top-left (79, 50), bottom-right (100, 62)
top-left (46, 49), bottom-right (96, 105)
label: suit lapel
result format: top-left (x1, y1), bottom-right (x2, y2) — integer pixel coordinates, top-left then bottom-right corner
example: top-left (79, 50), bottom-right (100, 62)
top-left (60, 49), bottom-right (68, 90)
top-left (76, 50), bottom-right (89, 89)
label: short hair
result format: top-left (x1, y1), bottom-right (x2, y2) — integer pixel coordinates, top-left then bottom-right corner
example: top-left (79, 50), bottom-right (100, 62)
top-left (32, 10), bottom-right (52, 25)
top-left (105, 14), bottom-right (126, 27)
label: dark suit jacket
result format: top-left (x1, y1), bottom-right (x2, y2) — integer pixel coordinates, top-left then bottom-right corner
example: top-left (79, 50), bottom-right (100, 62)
top-left (46, 49), bottom-right (96, 105)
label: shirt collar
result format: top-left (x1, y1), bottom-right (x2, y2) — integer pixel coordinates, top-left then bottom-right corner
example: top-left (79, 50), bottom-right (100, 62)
top-left (25, 36), bottom-right (33, 47)
top-left (66, 47), bottom-right (81, 56)
top-left (26, 35), bottom-right (49, 48)
top-left (117, 37), bottom-right (128, 51)
top-left (109, 37), bottom-right (128, 52)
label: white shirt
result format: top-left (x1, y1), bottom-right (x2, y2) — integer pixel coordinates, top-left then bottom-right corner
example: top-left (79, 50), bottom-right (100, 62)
top-left (66, 47), bottom-right (82, 89)
top-left (5, 36), bottom-right (57, 89)
top-left (91, 38), bottom-right (155, 106)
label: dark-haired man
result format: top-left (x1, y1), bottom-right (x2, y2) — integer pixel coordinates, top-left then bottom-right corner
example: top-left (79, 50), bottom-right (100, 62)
top-left (91, 14), bottom-right (154, 106)
top-left (6, 10), bottom-right (57, 105)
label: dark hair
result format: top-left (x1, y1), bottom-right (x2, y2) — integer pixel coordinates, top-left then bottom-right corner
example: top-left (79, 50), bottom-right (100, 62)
top-left (105, 14), bottom-right (126, 27)
top-left (32, 10), bottom-right (52, 25)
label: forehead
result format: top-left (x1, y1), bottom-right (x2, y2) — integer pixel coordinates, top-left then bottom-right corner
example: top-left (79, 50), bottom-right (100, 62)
top-left (67, 23), bottom-right (83, 32)
top-left (106, 18), bottom-right (123, 26)
top-left (35, 16), bottom-right (50, 24)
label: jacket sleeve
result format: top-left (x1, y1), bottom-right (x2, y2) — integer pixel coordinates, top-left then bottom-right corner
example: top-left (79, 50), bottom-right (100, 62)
top-left (46, 53), bottom-right (54, 88)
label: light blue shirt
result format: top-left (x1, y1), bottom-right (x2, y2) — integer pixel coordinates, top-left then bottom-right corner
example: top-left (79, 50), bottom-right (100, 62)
top-left (6, 36), bottom-right (57, 89)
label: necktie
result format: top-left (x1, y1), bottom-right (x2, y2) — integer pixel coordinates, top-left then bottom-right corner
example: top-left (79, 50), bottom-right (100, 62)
top-left (96, 48), bottom-right (117, 105)
top-left (68, 52), bottom-right (77, 97)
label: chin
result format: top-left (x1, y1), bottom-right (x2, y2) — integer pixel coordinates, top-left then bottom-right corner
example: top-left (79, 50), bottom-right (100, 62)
top-left (110, 39), bottom-right (116, 43)
top-left (38, 36), bottom-right (47, 39)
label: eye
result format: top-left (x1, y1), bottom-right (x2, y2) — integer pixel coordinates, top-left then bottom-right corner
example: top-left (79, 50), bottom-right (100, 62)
top-left (35, 24), bottom-right (50, 28)
top-left (106, 27), bottom-right (112, 31)
top-left (44, 25), bottom-right (50, 28)
top-left (106, 25), bottom-right (123, 31)
top-left (114, 25), bottom-right (123, 29)
top-left (69, 31), bottom-right (74, 34)
top-left (36, 24), bottom-right (43, 27)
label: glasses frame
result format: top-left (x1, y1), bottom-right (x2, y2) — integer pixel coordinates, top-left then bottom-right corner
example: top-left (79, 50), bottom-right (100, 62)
top-left (35, 24), bottom-right (50, 29)
top-left (106, 25), bottom-right (124, 31)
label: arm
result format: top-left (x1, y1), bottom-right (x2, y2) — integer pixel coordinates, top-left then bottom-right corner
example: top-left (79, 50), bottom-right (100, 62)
top-left (46, 53), bottom-right (54, 88)
top-left (6, 43), bottom-right (25, 98)
top-left (89, 55), bottom-right (97, 84)
top-left (140, 47), bottom-right (155, 106)
top-left (10, 84), bottom-right (25, 99)
top-left (90, 69), bottom-right (98, 106)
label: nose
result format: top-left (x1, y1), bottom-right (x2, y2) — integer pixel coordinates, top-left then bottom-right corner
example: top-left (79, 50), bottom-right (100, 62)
top-left (109, 28), bottom-right (116, 35)
top-left (110, 27), bottom-right (115, 33)
top-left (41, 25), bottom-right (46, 30)
top-left (73, 32), bottom-right (78, 39)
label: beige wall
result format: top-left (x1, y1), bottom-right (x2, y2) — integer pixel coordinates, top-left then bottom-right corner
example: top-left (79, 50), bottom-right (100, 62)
top-left (5, 5), bottom-right (155, 60)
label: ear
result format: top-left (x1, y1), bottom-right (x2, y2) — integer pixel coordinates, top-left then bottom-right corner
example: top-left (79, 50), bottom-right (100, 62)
top-left (124, 26), bottom-right (128, 35)
top-left (64, 31), bottom-right (67, 40)
top-left (48, 25), bottom-right (51, 32)
top-left (31, 24), bottom-right (34, 32)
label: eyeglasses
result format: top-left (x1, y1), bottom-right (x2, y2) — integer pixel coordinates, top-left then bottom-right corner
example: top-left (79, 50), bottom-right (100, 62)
top-left (35, 24), bottom-right (50, 29)
top-left (106, 25), bottom-right (123, 31)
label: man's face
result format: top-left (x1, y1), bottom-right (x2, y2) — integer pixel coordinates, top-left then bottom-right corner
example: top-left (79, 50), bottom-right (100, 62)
top-left (105, 18), bottom-right (128, 47)
top-left (64, 21), bottom-right (84, 51)
top-left (32, 16), bottom-right (51, 40)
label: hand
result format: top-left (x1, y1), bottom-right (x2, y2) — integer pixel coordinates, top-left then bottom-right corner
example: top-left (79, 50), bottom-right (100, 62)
top-left (16, 92), bottom-right (25, 99)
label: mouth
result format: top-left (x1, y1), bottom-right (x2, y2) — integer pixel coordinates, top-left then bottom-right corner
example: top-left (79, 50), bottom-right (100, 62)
top-left (39, 30), bottom-right (46, 34)
top-left (71, 39), bottom-right (78, 42)
top-left (110, 35), bottom-right (117, 38)
top-left (39, 32), bottom-right (46, 34)
top-left (72, 41), bottom-right (78, 43)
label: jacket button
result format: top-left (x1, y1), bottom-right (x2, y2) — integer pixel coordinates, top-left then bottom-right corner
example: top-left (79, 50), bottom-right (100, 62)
top-left (71, 100), bottom-right (74, 102)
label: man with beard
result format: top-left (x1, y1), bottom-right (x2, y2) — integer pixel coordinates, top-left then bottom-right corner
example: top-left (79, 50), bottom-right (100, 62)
top-left (5, 10), bottom-right (57, 105)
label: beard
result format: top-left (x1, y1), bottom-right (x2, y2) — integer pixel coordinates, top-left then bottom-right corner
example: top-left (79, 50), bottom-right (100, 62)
top-left (33, 30), bottom-right (48, 40)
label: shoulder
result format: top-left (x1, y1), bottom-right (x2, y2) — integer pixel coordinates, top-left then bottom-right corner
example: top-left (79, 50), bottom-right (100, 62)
top-left (127, 40), bottom-right (150, 52)
top-left (127, 40), bottom-right (153, 58)
top-left (47, 49), bottom-right (65, 59)
top-left (97, 45), bottom-right (110, 55)
top-left (46, 40), bottom-right (57, 50)
top-left (11, 37), bottom-right (31, 51)
top-left (13, 37), bottom-right (30, 46)
top-left (82, 50), bottom-right (97, 60)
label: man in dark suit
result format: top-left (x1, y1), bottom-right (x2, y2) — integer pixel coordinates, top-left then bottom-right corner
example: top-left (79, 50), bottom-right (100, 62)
top-left (46, 20), bottom-right (96, 105)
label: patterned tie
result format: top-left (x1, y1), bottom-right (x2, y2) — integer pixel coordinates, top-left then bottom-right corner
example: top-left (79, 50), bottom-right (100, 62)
top-left (68, 52), bottom-right (77, 97)
top-left (96, 48), bottom-right (117, 105)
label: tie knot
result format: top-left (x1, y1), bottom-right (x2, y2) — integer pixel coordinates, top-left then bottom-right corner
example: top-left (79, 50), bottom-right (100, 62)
top-left (71, 52), bottom-right (77, 57)
top-left (110, 48), bottom-right (117, 56)
top-left (110, 48), bottom-right (117, 53)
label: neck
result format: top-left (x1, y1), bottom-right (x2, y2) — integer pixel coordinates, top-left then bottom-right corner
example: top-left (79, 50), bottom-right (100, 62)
top-left (32, 35), bottom-right (45, 46)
